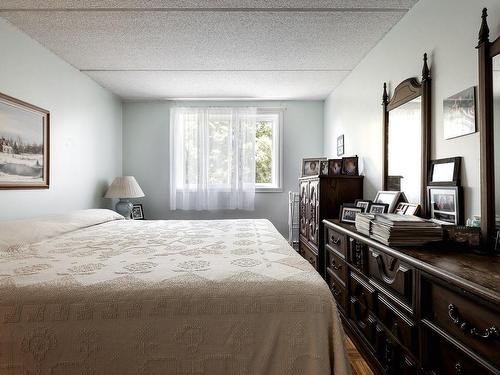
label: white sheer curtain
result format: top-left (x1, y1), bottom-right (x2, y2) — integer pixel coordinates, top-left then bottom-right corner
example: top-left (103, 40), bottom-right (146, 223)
top-left (170, 107), bottom-right (257, 211)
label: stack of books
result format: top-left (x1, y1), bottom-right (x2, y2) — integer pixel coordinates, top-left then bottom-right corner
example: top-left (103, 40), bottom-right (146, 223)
top-left (355, 213), bottom-right (375, 236)
top-left (369, 214), bottom-right (443, 246)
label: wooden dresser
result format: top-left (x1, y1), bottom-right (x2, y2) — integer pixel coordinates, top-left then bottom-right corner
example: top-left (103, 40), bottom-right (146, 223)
top-left (323, 219), bottom-right (500, 375)
top-left (298, 176), bottom-right (363, 277)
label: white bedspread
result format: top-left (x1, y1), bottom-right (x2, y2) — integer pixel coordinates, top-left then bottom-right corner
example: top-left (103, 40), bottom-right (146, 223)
top-left (0, 210), bottom-right (350, 375)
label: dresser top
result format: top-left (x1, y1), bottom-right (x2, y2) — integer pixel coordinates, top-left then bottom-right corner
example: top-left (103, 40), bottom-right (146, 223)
top-left (324, 220), bottom-right (500, 304)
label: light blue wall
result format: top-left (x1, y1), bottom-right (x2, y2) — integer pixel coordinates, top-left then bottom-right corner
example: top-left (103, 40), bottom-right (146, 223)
top-left (0, 18), bottom-right (122, 219)
top-left (323, 0), bottom-right (500, 220)
top-left (122, 100), bottom-right (324, 236)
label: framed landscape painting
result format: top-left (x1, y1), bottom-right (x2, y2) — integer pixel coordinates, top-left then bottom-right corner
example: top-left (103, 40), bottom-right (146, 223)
top-left (0, 92), bottom-right (50, 189)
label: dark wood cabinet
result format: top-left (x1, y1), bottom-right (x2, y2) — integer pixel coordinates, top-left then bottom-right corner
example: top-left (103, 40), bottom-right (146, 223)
top-left (298, 175), bottom-right (363, 277)
top-left (324, 219), bottom-right (500, 375)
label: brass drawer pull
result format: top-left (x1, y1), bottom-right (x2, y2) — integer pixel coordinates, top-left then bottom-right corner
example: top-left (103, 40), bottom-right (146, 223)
top-left (330, 285), bottom-right (341, 297)
top-left (331, 236), bottom-right (341, 245)
top-left (448, 304), bottom-right (500, 340)
top-left (331, 260), bottom-right (342, 271)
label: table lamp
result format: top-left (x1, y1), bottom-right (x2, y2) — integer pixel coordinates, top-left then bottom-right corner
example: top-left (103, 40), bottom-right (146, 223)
top-left (104, 176), bottom-right (145, 218)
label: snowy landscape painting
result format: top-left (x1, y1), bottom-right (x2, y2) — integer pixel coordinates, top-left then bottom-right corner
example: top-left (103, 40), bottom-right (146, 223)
top-left (0, 93), bottom-right (49, 188)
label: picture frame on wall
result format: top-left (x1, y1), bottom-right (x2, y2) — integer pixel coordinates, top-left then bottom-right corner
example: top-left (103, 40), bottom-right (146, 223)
top-left (337, 134), bottom-right (344, 156)
top-left (428, 157), bottom-right (461, 186)
top-left (131, 204), bottom-right (145, 220)
top-left (443, 86), bottom-right (477, 140)
top-left (301, 157), bottom-right (326, 176)
top-left (427, 186), bottom-right (463, 225)
top-left (328, 159), bottom-right (342, 176)
top-left (339, 204), bottom-right (364, 224)
top-left (341, 156), bottom-right (358, 176)
top-left (0, 92), bottom-right (50, 189)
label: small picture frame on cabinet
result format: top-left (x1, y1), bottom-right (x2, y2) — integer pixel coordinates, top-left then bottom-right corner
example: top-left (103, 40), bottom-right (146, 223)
top-left (302, 157), bottom-right (327, 177)
top-left (328, 159), bottom-right (342, 176)
top-left (320, 160), bottom-right (330, 176)
top-left (369, 203), bottom-right (389, 214)
top-left (354, 199), bottom-right (372, 213)
top-left (341, 156), bottom-right (358, 176)
top-left (339, 204), bottom-right (364, 224)
top-left (131, 204), bottom-right (145, 220)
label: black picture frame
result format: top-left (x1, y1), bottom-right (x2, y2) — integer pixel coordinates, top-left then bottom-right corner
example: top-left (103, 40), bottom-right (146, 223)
top-left (354, 199), bottom-right (372, 213)
top-left (369, 203), bottom-right (389, 214)
top-left (319, 160), bottom-right (329, 176)
top-left (428, 157), bottom-right (461, 186)
top-left (427, 186), bottom-right (463, 225)
top-left (339, 204), bottom-right (364, 224)
top-left (341, 156), bottom-right (358, 176)
top-left (131, 204), bottom-right (145, 220)
top-left (328, 159), bottom-right (342, 176)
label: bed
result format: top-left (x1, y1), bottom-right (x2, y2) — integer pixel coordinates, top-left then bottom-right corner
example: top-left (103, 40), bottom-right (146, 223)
top-left (0, 209), bottom-right (350, 375)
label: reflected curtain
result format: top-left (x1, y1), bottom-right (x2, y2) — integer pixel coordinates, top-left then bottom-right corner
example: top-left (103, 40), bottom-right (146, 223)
top-left (170, 107), bottom-right (257, 211)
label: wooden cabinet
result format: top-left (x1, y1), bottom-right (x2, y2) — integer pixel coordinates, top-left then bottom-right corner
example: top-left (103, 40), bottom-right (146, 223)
top-left (323, 219), bottom-right (500, 375)
top-left (298, 176), bottom-right (363, 276)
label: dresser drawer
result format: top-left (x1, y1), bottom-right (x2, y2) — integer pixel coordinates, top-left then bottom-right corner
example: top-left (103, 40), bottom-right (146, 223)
top-left (377, 294), bottom-right (417, 355)
top-left (374, 324), bottom-right (418, 375)
top-left (349, 271), bottom-right (377, 312)
top-left (299, 241), bottom-right (318, 271)
top-left (349, 297), bottom-right (377, 348)
top-left (421, 276), bottom-right (500, 368)
top-left (325, 227), bottom-right (347, 258)
top-left (423, 327), bottom-right (498, 375)
top-left (368, 248), bottom-right (414, 309)
top-left (326, 247), bottom-right (347, 286)
top-left (326, 267), bottom-right (347, 312)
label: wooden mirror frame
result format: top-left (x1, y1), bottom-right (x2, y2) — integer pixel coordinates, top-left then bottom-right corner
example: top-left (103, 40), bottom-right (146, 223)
top-left (382, 54), bottom-right (431, 216)
top-left (477, 8), bottom-right (500, 247)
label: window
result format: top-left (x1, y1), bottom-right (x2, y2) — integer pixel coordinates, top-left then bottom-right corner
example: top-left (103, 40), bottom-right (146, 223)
top-left (170, 107), bottom-right (282, 211)
top-left (255, 109), bottom-right (283, 192)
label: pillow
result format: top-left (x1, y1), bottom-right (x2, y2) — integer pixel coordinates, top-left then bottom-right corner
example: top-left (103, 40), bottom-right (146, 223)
top-left (0, 209), bottom-right (124, 252)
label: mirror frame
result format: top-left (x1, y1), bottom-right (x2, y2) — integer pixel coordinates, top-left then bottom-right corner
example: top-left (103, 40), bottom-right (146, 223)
top-left (477, 8), bottom-right (500, 247)
top-left (382, 54), bottom-right (431, 216)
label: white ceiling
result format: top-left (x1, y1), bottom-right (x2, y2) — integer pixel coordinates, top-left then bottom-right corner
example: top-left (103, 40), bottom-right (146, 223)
top-left (0, 0), bottom-right (418, 100)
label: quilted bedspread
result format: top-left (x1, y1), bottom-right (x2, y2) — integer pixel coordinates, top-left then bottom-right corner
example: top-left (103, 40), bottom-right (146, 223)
top-left (0, 210), bottom-right (350, 375)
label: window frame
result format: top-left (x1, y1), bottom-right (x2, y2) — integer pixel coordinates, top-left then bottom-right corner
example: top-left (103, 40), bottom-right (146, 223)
top-left (255, 108), bottom-right (284, 193)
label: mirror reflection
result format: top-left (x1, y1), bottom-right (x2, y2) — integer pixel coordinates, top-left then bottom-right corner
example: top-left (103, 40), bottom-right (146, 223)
top-left (493, 55), bottom-right (500, 228)
top-left (387, 97), bottom-right (422, 204)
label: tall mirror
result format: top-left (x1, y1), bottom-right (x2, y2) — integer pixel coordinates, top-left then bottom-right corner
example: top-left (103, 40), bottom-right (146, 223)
top-left (382, 54), bottom-right (431, 215)
top-left (477, 8), bottom-right (500, 247)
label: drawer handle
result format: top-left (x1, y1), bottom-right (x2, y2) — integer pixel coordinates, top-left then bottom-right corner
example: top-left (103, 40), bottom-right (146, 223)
top-left (331, 260), bottom-right (342, 271)
top-left (330, 285), bottom-right (341, 297)
top-left (455, 363), bottom-right (463, 375)
top-left (448, 304), bottom-right (500, 340)
top-left (330, 236), bottom-right (341, 245)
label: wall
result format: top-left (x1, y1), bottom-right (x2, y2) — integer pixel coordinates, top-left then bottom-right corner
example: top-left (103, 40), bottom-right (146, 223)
top-left (324, 0), bottom-right (500, 219)
top-left (122, 101), bottom-right (324, 236)
top-left (0, 18), bottom-right (122, 219)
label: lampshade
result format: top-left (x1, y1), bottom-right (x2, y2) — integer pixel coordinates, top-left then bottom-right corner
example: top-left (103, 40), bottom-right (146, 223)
top-left (104, 176), bottom-right (145, 199)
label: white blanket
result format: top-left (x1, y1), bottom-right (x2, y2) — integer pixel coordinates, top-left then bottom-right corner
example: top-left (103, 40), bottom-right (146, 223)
top-left (0, 210), bottom-right (350, 375)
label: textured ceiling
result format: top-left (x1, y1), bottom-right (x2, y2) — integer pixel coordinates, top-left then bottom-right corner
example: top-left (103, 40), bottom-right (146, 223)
top-left (0, 0), bottom-right (418, 100)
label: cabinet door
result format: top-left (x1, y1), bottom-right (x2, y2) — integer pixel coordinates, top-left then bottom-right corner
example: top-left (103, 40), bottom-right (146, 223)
top-left (308, 179), bottom-right (320, 246)
top-left (299, 180), bottom-right (309, 238)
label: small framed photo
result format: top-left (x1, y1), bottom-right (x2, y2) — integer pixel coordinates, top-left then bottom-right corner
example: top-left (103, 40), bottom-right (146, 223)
top-left (404, 203), bottom-right (421, 216)
top-left (428, 157), bottom-right (461, 186)
top-left (355, 199), bottom-right (372, 213)
top-left (341, 156), bottom-right (358, 176)
top-left (302, 157), bottom-right (326, 177)
top-left (320, 160), bottom-right (330, 176)
top-left (328, 159), bottom-right (342, 176)
top-left (428, 186), bottom-right (463, 225)
top-left (337, 134), bottom-right (344, 156)
top-left (369, 203), bottom-right (389, 214)
top-left (131, 204), bottom-right (145, 220)
top-left (394, 202), bottom-right (408, 215)
top-left (443, 86), bottom-right (477, 140)
top-left (339, 204), bottom-right (364, 224)
top-left (374, 191), bottom-right (407, 213)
